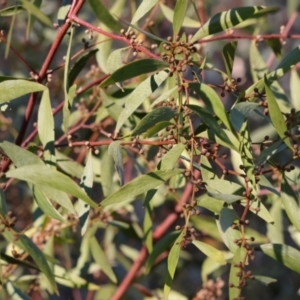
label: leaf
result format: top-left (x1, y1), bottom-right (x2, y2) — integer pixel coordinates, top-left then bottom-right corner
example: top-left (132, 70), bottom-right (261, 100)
top-left (259, 175), bottom-right (280, 196)
top-left (229, 247), bottom-right (247, 300)
top-left (88, 0), bottom-right (121, 32)
top-left (266, 38), bottom-right (282, 59)
top-left (26, 0), bottom-right (42, 39)
top-left (90, 237), bottom-right (117, 283)
top-left (100, 149), bottom-right (115, 197)
top-left (100, 59), bottom-right (169, 88)
top-left (69, 49), bottom-right (98, 86)
top-left (145, 231), bottom-right (180, 273)
top-left (222, 41), bottom-right (237, 80)
top-left (77, 150), bottom-right (93, 235)
top-left (243, 200), bottom-right (274, 224)
top-left (187, 104), bottom-right (237, 150)
top-left (267, 199), bottom-right (284, 244)
top-left (254, 276), bottom-right (277, 286)
top-left (37, 89), bottom-right (56, 166)
top-left (290, 68), bottom-right (300, 111)
top-left (246, 45), bottom-right (300, 97)
top-left (56, 150), bottom-right (84, 179)
top-left (116, 70), bottom-right (169, 132)
top-left (20, 0), bottom-right (53, 27)
top-left (0, 5), bottom-right (24, 16)
top-left (200, 155), bottom-right (215, 181)
top-left (6, 281), bottom-right (31, 300)
top-left (259, 243), bottom-right (300, 274)
top-left (197, 195), bottom-right (223, 214)
top-left (131, 107), bottom-right (177, 136)
top-left (0, 80), bottom-right (46, 104)
top-left (5, 164), bottom-right (97, 208)
top-left (192, 240), bottom-right (226, 265)
top-left (144, 121), bottom-right (173, 138)
top-left (0, 189), bottom-right (9, 217)
top-left (106, 47), bottom-right (130, 74)
top-left (0, 141), bottom-right (43, 167)
top-left (264, 76), bottom-right (292, 150)
top-left (164, 231), bottom-right (183, 300)
top-left (159, 3), bottom-right (200, 28)
top-left (32, 185), bottom-right (65, 222)
top-left (216, 207), bottom-right (242, 253)
top-left (108, 141), bottom-right (124, 186)
top-left (255, 139), bottom-right (286, 165)
top-left (204, 179), bottom-right (245, 203)
top-left (191, 6), bottom-right (268, 42)
top-left (189, 83), bottom-right (233, 131)
top-left (158, 143), bottom-right (186, 171)
top-left (57, 0), bottom-right (71, 25)
top-left (150, 86), bottom-right (178, 107)
top-left (172, 0), bottom-right (188, 36)
top-left (100, 169), bottom-right (182, 207)
top-left (18, 234), bottom-right (58, 293)
top-left (281, 176), bottom-right (300, 232)
top-left (131, 0), bottom-right (159, 24)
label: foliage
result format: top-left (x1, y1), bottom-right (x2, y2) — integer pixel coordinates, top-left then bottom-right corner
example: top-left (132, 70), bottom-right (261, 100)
top-left (0, 1), bottom-right (300, 299)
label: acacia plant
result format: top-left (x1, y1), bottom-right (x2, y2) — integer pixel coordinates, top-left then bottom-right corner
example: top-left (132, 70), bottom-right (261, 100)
top-left (1, 0), bottom-right (300, 299)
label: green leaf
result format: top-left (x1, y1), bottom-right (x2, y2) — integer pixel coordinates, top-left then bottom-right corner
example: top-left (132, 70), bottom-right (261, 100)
top-left (247, 45), bottom-right (300, 97)
top-left (0, 80), bottom-right (46, 104)
top-left (216, 207), bottom-right (242, 253)
top-left (189, 83), bottom-right (233, 131)
top-left (254, 276), bottom-right (277, 286)
top-left (255, 139), bottom-right (286, 165)
top-left (222, 41), bottom-right (237, 80)
top-left (242, 200), bottom-right (274, 224)
top-left (6, 281), bottom-right (31, 300)
top-left (0, 141), bottom-right (43, 167)
top-left (150, 86), bottom-right (178, 107)
top-left (229, 247), bottom-right (247, 300)
top-left (266, 38), bottom-right (282, 59)
top-left (57, 0), bottom-right (71, 25)
top-left (200, 155), bottom-right (215, 181)
top-left (100, 149), bottom-right (115, 197)
top-left (264, 76), bottom-right (292, 150)
top-left (100, 169), bottom-right (182, 207)
top-left (106, 47), bottom-right (130, 74)
top-left (144, 121), bottom-right (173, 138)
top-left (159, 3), bottom-right (200, 28)
top-left (187, 104), bottom-right (237, 150)
top-left (88, 0), bottom-right (121, 32)
top-left (20, 0), bottom-right (53, 27)
top-left (172, 0), bottom-right (188, 36)
top-left (267, 199), bottom-right (284, 243)
top-left (32, 185), bottom-right (65, 222)
top-left (116, 70), bottom-right (169, 132)
top-left (281, 176), bottom-right (300, 232)
top-left (145, 231), bottom-right (180, 273)
top-left (26, 0), bottom-right (42, 39)
top-left (0, 189), bottom-right (9, 217)
top-left (77, 150), bottom-right (93, 235)
top-left (0, 5), bottom-right (24, 16)
top-left (197, 195), bottom-right (223, 214)
top-left (90, 237), bottom-right (117, 283)
top-left (164, 231), bottom-right (183, 300)
top-left (100, 59), bottom-right (169, 88)
top-left (204, 179), bottom-right (245, 203)
top-left (38, 89), bottom-right (56, 166)
top-left (18, 234), bottom-right (58, 293)
top-left (158, 143), bottom-right (185, 171)
top-left (5, 164), bottom-right (97, 208)
top-left (131, 0), bottom-right (159, 24)
top-left (259, 243), bottom-right (300, 274)
top-left (56, 150), bottom-right (84, 179)
top-left (131, 107), bottom-right (177, 136)
top-left (69, 49), bottom-right (98, 86)
top-left (192, 240), bottom-right (226, 265)
top-left (290, 68), bottom-right (300, 111)
top-left (191, 6), bottom-right (267, 42)
top-left (108, 141), bottom-right (124, 185)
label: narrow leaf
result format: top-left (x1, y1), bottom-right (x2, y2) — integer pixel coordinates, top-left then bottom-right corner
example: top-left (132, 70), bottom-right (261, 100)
top-left (6, 165), bottom-right (97, 208)
top-left (158, 143), bottom-right (186, 171)
top-left (37, 89), bottom-right (56, 166)
top-left (192, 240), bottom-right (226, 265)
top-left (77, 150), bottom-right (93, 235)
top-left (100, 169), bottom-right (182, 207)
top-left (281, 176), bottom-right (300, 232)
top-left (172, 0), bottom-right (188, 36)
top-left (6, 282), bottom-right (31, 300)
top-left (131, 107), bottom-right (177, 136)
top-left (100, 59), bottom-right (169, 88)
top-left (290, 68), bottom-right (300, 111)
top-left (0, 5), bottom-right (24, 16)
top-left (90, 237), bottom-right (117, 283)
top-left (164, 231), bottom-right (183, 300)
top-left (116, 70), bottom-right (169, 132)
top-left (259, 243), bottom-right (300, 274)
top-left (264, 76), bottom-right (292, 150)
top-left (131, 0), bottom-right (159, 24)
top-left (108, 141), bottom-right (124, 186)
top-left (0, 80), bottom-right (46, 104)
top-left (222, 41), bottom-right (237, 80)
